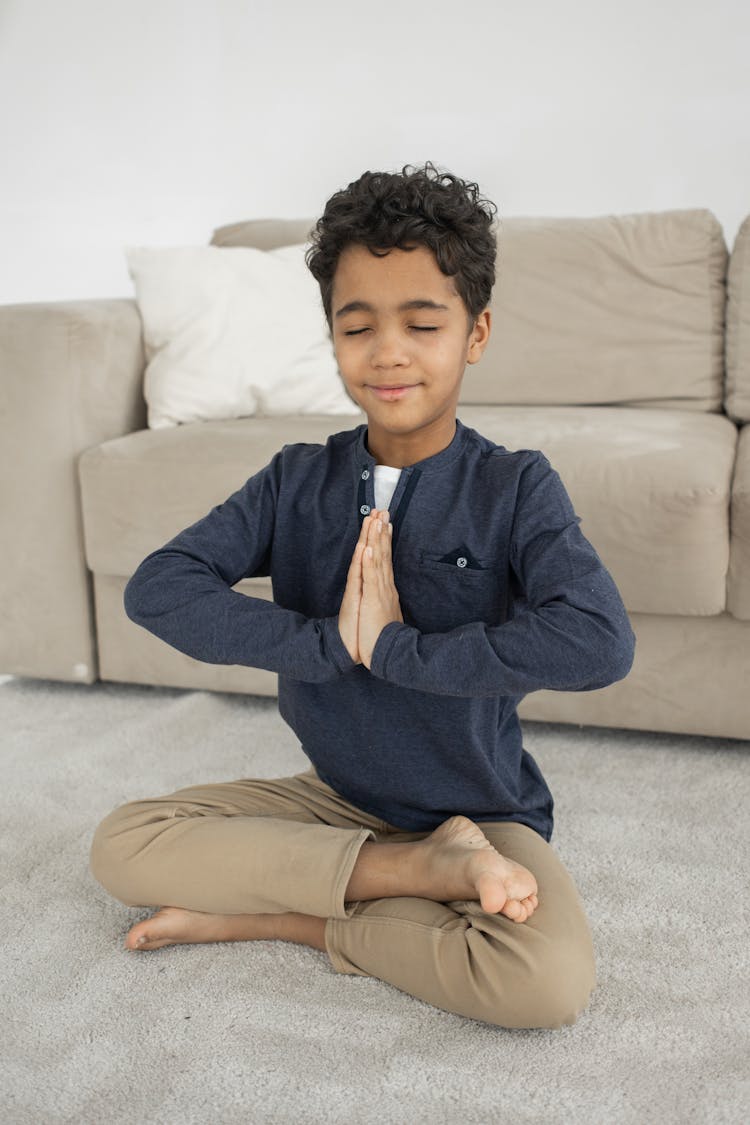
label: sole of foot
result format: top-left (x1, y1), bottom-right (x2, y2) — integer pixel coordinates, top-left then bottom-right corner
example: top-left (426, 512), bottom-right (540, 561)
top-left (426, 815), bottom-right (539, 922)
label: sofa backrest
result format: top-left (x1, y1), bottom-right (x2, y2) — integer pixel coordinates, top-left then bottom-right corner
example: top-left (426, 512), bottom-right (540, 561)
top-left (726, 215), bottom-right (750, 424)
top-left (211, 209), bottom-right (728, 414)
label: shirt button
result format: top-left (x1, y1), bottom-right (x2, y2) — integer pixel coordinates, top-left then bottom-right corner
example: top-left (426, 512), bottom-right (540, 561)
top-left (360, 504), bottom-right (371, 515)
top-left (456, 556), bottom-right (468, 568)
top-left (361, 469), bottom-right (370, 480)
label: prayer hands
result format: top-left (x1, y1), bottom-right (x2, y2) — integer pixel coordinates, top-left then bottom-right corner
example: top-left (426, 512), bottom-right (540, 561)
top-left (338, 509), bottom-right (404, 669)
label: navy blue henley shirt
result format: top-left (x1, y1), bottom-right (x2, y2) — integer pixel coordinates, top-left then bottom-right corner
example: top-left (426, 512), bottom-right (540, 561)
top-left (124, 419), bottom-right (636, 841)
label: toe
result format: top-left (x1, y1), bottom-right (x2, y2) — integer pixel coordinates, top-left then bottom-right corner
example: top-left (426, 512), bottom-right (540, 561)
top-left (519, 894), bottom-right (538, 921)
top-left (502, 895), bottom-right (539, 924)
top-left (501, 898), bottom-right (522, 921)
top-left (127, 934), bottom-right (170, 951)
top-left (125, 922), bottom-right (158, 950)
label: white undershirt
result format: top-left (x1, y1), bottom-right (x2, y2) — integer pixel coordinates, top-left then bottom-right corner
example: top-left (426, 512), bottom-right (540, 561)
top-left (374, 464), bottom-right (402, 512)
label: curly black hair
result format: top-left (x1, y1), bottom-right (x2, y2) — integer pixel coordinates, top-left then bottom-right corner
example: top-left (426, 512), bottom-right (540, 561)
top-left (305, 162), bottom-right (498, 333)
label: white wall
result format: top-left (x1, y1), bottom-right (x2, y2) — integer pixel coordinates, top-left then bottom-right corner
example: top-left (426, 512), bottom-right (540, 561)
top-left (1, 0), bottom-right (748, 304)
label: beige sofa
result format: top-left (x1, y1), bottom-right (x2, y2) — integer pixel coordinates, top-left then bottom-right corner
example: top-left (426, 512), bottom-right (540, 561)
top-left (2, 209), bottom-right (749, 740)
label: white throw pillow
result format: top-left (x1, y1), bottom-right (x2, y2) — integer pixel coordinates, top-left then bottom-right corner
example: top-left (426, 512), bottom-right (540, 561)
top-left (125, 242), bottom-right (361, 428)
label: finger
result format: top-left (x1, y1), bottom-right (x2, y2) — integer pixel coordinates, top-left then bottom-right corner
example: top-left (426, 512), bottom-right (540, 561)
top-left (374, 516), bottom-right (387, 567)
top-left (366, 510), bottom-right (392, 570)
top-left (378, 514), bottom-right (394, 569)
top-left (354, 512), bottom-right (378, 566)
top-left (345, 540), bottom-right (365, 588)
top-left (377, 511), bottom-right (392, 561)
top-left (363, 540), bottom-right (383, 574)
top-left (364, 522), bottom-right (382, 566)
top-left (358, 512), bottom-right (375, 545)
top-left (365, 511), bottom-right (383, 550)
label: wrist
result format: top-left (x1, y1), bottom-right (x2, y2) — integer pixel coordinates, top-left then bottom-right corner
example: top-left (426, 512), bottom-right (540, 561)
top-left (368, 620), bottom-right (406, 678)
top-left (326, 616), bottom-right (359, 673)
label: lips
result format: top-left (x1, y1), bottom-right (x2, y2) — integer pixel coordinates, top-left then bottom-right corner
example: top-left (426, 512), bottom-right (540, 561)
top-left (368, 384), bottom-right (418, 401)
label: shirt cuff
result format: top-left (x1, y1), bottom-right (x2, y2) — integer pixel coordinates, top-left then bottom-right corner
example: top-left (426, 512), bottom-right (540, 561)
top-left (322, 615), bottom-right (359, 676)
top-left (369, 621), bottom-right (410, 680)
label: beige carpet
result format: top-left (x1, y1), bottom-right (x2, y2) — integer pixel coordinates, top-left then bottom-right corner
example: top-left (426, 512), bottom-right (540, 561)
top-left (1, 676), bottom-right (748, 1125)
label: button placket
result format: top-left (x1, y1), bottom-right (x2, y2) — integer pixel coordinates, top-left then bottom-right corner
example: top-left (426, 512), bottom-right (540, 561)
top-left (357, 461), bottom-right (375, 524)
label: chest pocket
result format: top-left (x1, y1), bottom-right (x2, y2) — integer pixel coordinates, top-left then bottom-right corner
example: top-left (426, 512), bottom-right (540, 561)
top-left (399, 548), bottom-right (507, 632)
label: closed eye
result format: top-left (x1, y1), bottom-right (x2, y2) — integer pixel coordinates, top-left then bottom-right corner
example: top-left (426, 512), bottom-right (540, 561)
top-left (343, 326), bottom-right (439, 336)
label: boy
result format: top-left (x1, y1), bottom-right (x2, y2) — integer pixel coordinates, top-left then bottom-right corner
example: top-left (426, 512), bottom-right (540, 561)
top-left (89, 163), bottom-right (635, 1029)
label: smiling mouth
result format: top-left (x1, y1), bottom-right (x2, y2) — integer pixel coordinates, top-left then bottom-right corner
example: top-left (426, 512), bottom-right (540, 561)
top-left (367, 384), bottom-right (418, 401)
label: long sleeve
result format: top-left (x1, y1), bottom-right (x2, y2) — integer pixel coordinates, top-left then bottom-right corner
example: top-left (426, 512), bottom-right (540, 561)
top-left (369, 453), bottom-right (636, 698)
top-left (123, 452), bottom-right (356, 682)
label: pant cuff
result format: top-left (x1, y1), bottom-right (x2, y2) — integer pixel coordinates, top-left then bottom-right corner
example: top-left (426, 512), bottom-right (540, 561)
top-left (329, 826), bottom-right (376, 920)
top-left (324, 917), bottom-right (370, 976)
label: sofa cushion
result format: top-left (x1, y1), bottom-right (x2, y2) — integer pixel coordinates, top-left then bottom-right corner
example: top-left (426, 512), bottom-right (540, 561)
top-left (78, 406), bottom-right (735, 618)
top-left (726, 215), bottom-right (750, 424)
top-left (212, 210), bottom-right (727, 413)
top-left (78, 412), bottom-right (363, 578)
top-left (727, 424), bottom-right (750, 619)
top-left (463, 406), bottom-right (735, 616)
top-left (211, 218), bottom-right (314, 251)
top-left (519, 611), bottom-right (750, 741)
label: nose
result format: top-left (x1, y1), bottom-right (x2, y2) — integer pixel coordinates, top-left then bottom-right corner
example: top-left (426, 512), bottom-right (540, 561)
top-left (370, 326), bottom-right (410, 370)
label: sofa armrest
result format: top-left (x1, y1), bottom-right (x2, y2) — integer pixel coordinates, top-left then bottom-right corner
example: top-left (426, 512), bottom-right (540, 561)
top-left (0, 299), bottom-right (146, 681)
top-left (728, 423), bottom-right (750, 619)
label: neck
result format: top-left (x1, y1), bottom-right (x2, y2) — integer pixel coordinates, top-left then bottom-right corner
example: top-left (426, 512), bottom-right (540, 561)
top-left (366, 417), bottom-right (457, 469)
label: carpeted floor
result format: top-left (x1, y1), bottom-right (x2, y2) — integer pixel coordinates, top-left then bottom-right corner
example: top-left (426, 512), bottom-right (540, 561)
top-left (1, 675), bottom-right (748, 1125)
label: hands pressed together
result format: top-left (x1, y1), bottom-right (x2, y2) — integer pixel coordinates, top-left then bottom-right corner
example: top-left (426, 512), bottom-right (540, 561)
top-left (338, 509), bottom-right (404, 668)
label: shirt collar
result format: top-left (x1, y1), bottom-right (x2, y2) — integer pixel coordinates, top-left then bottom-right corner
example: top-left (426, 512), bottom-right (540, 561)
top-left (353, 418), bottom-right (469, 477)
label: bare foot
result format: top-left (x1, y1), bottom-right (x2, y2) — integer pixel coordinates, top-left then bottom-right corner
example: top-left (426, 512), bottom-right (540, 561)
top-left (419, 815), bottom-right (539, 923)
top-left (124, 906), bottom-right (279, 951)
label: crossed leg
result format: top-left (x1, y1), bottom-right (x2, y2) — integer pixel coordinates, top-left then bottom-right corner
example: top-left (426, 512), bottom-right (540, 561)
top-left (90, 769), bottom-right (594, 1027)
top-left (123, 812), bottom-right (539, 951)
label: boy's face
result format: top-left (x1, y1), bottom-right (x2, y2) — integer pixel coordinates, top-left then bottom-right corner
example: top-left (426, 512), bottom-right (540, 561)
top-left (330, 243), bottom-right (491, 465)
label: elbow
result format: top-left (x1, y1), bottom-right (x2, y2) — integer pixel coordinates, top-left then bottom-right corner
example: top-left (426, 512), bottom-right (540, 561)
top-left (569, 614), bottom-right (635, 692)
top-left (611, 604), bottom-right (637, 682)
top-left (617, 623), bottom-right (637, 681)
top-left (594, 618), bottom-right (636, 688)
top-left (123, 570), bottom-right (146, 625)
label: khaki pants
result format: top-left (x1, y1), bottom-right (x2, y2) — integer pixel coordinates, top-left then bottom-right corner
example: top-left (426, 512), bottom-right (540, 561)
top-left (89, 765), bottom-right (596, 1029)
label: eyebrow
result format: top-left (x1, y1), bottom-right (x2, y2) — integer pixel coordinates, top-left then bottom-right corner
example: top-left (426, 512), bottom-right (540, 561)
top-left (334, 299), bottom-right (451, 319)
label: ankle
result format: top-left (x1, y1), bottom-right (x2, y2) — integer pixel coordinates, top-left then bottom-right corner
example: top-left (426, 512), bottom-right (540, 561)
top-left (273, 912), bottom-right (328, 951)
top-left (344, 839), bottom-right (426, 901)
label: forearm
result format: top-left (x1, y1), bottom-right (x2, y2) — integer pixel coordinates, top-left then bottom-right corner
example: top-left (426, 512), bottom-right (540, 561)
top-left (369, 588), bottom-right (636, 699)
top-left (124, 550), bottom-right (355, 681)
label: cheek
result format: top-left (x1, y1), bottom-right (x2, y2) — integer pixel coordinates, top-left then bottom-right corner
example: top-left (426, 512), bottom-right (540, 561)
top-left (430, 338), bottom-right (468, 372)
top-left (332, 343), bottom-right (354, 377)
top-left (335, 356), bottom-right (366, 396)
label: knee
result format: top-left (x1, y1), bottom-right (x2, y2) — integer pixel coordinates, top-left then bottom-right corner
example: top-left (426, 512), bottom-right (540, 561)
top-left (478, 930), bottom-right (596, 1030)
top-left (530, 949), bottom-right (597, 1029)
top-left (88, 802), bottom-right (142, 904)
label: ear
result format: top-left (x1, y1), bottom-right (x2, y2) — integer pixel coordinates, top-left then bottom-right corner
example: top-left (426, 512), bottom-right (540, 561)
top-left (466, 309), bottom-right (491, 365)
